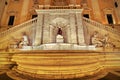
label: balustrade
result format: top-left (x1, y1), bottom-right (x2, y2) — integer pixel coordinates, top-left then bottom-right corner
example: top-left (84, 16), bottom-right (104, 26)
top-left (0, 18), bottom-right (37, 38)
top-left (83, 17), bottom-right (120, 36)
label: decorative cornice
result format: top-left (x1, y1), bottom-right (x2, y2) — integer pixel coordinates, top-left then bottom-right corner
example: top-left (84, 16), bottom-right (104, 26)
top-left (7, 11), bottom-right (18, 15)
top-left (35, 9), bottom-right (83, 14)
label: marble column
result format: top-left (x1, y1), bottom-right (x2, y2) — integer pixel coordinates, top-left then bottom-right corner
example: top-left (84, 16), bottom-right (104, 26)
top-left (42, 13), bottom-right (50, 44)
top-left (34, 14), bottom-right (43, 45)
top-left (69, 13), bottom-right (77, 44)
top-left (76, 13), bottom-right (85, 45)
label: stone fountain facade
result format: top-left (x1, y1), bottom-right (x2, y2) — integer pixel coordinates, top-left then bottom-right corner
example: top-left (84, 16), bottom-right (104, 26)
top-left (34, 9), bottom-right (85, 45)
top-left (21, 9), bottom-right (96, 50)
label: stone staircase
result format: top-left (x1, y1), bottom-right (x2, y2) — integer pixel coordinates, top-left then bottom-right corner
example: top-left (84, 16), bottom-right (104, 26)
top-left (7, 51), bottom-right (120, 80)
top-left (0, 53), bottom-right (14, 75)
top-left (0, 18), bottom-right (37, 51)
top-left (0, 17), bottom-right (120, 50)
top-left (0, 17), bottom-right (120, 79)
top-left (83, 17), bottom-right (120, 37)
top-left (83, 17), bottom-right (120, 47)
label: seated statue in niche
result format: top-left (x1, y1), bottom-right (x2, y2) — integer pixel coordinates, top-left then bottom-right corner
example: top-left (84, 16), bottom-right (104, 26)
top-left (56, 28), bottom-right (64, 43)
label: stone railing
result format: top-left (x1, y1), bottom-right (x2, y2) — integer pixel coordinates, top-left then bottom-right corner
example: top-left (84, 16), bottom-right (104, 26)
top-left (21, 43), bottom-right (95, 50)
top-left (83, 17), bottom-right (120, 36)
top-left (0, 18), bottom-right (37, 38)
top-left (0, 18), bottom-right (37, 50)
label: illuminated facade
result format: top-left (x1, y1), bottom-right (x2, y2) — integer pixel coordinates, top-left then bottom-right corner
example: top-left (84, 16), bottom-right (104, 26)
top-left (0, 0), bottom-right (120, 80)
top-left (0, 0), bottom-right (120, 29)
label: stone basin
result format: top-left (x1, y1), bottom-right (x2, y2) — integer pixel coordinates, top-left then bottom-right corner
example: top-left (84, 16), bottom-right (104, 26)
top-left (7, 50), bottom-right (120, 80)
top-left (20, 43), bottom-right (96, 50)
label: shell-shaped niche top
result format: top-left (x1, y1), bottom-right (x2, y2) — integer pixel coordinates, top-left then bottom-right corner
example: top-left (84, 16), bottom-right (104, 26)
top-left (50, 17), bottom-right (69, 28)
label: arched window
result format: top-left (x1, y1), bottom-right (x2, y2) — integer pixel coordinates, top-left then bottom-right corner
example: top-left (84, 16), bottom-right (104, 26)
top-left (114, 2), bottom-right (118, 8)
top-left (106, 14), bottom-right (113, 24)
top-left (8, 16), bottom-right (15, 26)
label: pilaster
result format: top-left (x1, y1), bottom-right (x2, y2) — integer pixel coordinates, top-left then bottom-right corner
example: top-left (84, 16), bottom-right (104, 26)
top-left (20, 0), bottom-right (30, 23)
top-left (49, 25), bottom-right (54, 43)
top-left (76, 13), bottom-right (85, 45)
top-left (66, 25), bottom-right (71, 43)
top-left (0, 0), bottom-right (5, 26)
top-left (91, 0), bottom-right (102, 22)
top-left (69, 13), bottom-right (77, 44)
top-left (34, 14), bottom-right (43, 45)
top-left (115, 0), bottom-right (120, 24)
top-left (42, 13), bottom-right (50, 44)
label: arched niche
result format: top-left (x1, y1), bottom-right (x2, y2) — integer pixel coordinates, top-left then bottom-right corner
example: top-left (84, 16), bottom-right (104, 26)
top-left (50, 17), bottom-right (69, 43)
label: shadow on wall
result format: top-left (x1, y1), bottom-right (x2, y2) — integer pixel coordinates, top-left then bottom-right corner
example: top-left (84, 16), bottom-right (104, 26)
top-left (0, 73), bottom-right (13, 80)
